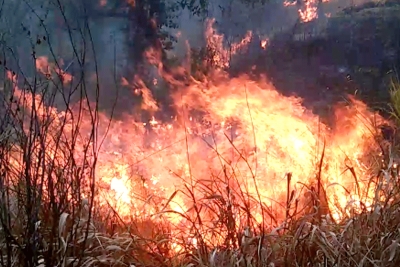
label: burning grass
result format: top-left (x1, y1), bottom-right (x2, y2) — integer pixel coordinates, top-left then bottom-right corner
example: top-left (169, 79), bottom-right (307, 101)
top-left (1, 9), bottom-right (400, 267)
top-left (1, 62), bottom-right (400, 267)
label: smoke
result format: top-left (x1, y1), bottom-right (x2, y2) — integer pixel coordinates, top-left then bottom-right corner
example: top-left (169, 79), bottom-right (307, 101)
top-left (0, 0), bottom-right (379, 117)
top-left (168, 0), bottom-right (378, 59)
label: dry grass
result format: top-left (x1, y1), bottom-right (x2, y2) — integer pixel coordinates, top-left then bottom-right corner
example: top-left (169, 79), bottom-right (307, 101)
top-left (0, 101), bottom-right (398, 266)
top-left (15, 145), bottom-right (400, 267)
top-left (1, 2), bottom-right (400, 267)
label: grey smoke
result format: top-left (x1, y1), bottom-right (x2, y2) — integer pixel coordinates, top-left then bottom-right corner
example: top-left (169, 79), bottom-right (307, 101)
top-left (0, 0), bottom-right (377, 114)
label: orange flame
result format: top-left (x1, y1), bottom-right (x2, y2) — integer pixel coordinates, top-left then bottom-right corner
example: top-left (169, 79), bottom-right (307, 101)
top-left (284, 0), bottom-right (331, 23)
top-left (205, 19), bottom-right (253, 68)
top-left (298, 0), bottom-right (319, 22)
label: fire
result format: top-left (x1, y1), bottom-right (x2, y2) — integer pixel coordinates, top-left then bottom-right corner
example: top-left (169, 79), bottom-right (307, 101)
top-left (298, 0), bottom-right (319, 22)
top-left (88, 67), bottom-right (382, 234)
top-left (261, 39), bottom-right (268, 49)
top-left (4, 17), bottom-right (388, 250)
top-left (35, 56), bottom-right (72, 84)
top-left (284, 0), bottom-right (332, 23)
top-left (205, 19), bottom-right (253, 68)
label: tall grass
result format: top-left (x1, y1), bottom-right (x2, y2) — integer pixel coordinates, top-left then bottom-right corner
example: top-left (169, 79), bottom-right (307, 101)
top-left (0, 1), bottom-right (105, 266)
